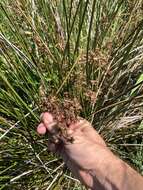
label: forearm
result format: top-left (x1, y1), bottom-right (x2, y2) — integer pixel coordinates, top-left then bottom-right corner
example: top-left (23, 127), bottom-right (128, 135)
top-left (89, 151), bottom-right (143, 190)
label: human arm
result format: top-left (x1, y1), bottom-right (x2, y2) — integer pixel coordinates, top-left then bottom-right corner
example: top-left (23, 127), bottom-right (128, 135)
top-left (37, 112), bottom-right (143, 190)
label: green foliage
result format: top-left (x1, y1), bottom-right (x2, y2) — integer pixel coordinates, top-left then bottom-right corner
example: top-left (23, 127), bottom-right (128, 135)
top-left (0, 0), bottom-right (143, 189)
top-left (131, 73), bottom-right (143, 95)
top-left (138, 120), bottom-right (143, 129)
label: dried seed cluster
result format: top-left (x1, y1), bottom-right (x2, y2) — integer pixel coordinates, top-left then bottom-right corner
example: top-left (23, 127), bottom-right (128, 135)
top-left (40, 95), bottom-right (82, 142)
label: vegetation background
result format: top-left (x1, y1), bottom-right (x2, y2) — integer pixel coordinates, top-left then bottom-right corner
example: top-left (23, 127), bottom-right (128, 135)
top-left (0, 0), bottom-right (143, 189)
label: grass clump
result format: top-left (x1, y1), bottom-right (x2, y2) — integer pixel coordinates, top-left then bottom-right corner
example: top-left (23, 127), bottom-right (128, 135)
top-left (0, 0), bottom-right (143, 189)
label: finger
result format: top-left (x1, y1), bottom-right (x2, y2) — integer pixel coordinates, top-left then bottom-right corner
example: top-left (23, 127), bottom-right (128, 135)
top-left (48, 140), bottom-right (64, 155)
top-left (62, 155), bottom-right (91, 187)
top-left (40, 112), bottom-right (54, 125)
top-left (40, 112), bottom-right (58, 133)
top-left (70, 119), bottom-right (106, 146)
top-left (48, 140), bottom-right (57, 152)
top-left (69, 119), bottom-right (86, 131)
top-left (37, 123), bottom-right (47, 135)
top-left (78, 169), bottom-right (93, 188)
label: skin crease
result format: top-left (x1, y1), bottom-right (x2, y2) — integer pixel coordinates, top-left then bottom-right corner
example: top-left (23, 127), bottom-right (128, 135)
top-left (37, 112), bottom-right (143, 190)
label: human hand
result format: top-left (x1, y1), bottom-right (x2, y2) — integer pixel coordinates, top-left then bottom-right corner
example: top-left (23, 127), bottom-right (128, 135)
top-left (37, 112), bottom-right (114, 189)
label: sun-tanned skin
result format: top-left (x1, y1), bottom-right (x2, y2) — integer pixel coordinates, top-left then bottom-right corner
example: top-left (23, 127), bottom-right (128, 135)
top-left (37, 112), bottom-right (143, 190)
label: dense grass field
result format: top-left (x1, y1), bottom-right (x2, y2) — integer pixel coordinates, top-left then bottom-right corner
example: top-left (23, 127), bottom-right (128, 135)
top-left (0, 0), bottom-right (143, 189)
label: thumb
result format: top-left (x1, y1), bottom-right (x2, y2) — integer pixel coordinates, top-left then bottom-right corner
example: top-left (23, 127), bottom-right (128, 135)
top-left (41, 112), bottom-right (59, 134)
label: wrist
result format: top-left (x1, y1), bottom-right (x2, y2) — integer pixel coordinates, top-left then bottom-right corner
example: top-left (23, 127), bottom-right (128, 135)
top-left (89, 150), bottom-right (143, 190)
top-left (88, 149), bottom-right (124, 189)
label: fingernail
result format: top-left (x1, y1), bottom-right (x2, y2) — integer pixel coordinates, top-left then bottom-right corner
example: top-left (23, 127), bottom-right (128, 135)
top-left (37, 123), bottom-right (47, 135)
